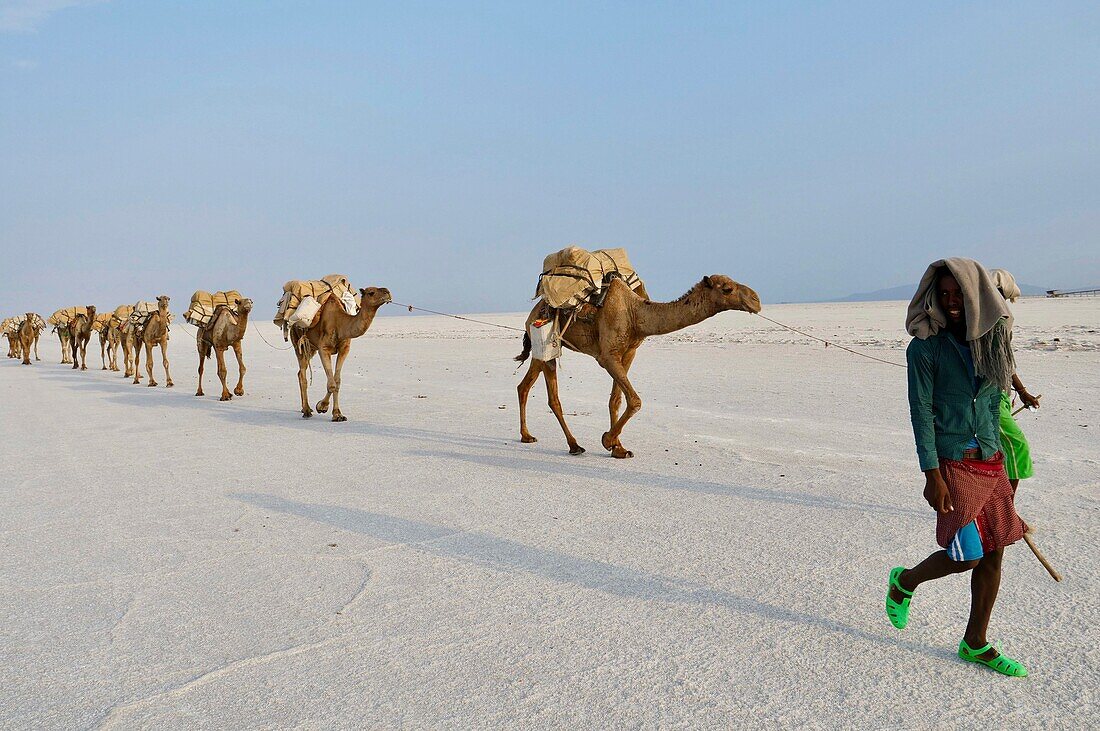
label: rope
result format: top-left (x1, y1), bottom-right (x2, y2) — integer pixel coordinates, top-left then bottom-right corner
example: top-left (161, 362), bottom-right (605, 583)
top-left (752, 312), bottom-right (906, 369)
top-left (250, 323), bottom-right (294, 351)
top-left (387, 301), bottom-right (524, 332)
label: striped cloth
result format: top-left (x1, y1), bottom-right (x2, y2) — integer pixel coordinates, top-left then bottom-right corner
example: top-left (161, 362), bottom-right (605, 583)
top-left (936, 453), bottom-right (1027, 553)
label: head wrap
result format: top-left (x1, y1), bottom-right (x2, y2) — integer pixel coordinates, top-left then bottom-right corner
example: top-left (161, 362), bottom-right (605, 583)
top-left (906, 257), bottom-right (1015, 391)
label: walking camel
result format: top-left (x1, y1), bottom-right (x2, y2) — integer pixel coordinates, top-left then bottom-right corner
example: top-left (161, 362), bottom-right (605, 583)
top-left (55, 325), bottom-right (72, 364)
top-left (69, 305), bottom-right (96, 370)
top-left (94, 313), bottom-right (112, 370)
top-left (2, 320), bottom-right (18, 359)
top-left (515, 274), bottom-right (761, 458)
top-left (18, 314), bottom-right (38, 365)
top-left (133, 296), bottom-right (173, 387)
top-left (47, 309), bottom-right (74, 364)
top-left (196, 297), bottom-right (253, 400)
top-left (291, 287), bottom-right (392, 421)
top-left (108, 305), bottom-right (135, 376)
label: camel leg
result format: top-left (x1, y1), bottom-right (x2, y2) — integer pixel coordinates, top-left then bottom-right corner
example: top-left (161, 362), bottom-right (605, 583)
top-left (296, 346), bottom-right (313, 418)
top-left (215, 347), bottom-right (231, 400)
top-left (34, 334), bottom-right (40, 361)
top-left (145, 342), bottom-right (157, 386)
top-left (81, 340), bottom-right (88, 370)
top-left (608, 349), bottom-right (639, 430)
top-left (232, 341), bottom-right (246, 396)
top-left (517, 359), bottom-right (543, 443)
top-left (71, 337), bottom-right (79, 369)
top-left (315, 347), bottom-right (338, 418)
top-left (133, 341), bottom-right (142, 383)
top-left (162, 340), bottom-right (173, 387)
top-left (600, 358), bottom-right (642, 459)
top-left (100, 338), bottom-right (108, 370)
top-left (544, 360), bottom-right (585, 455)
top-left (196, 342), bottom-right (206, 396)
top-left (328, 342), bottom-right (350, 422)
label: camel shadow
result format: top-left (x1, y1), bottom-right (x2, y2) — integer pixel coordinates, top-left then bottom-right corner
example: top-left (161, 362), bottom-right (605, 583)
top-left (406, 448), bottom-right (923, 519)
top-left (34, 362), bottom-right (518, 452)
top-left (231, 491), bottom-right (947, 662)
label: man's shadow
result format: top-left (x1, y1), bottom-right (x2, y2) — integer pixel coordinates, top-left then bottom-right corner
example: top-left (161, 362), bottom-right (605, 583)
top-left (232, 491), bottom-right (948, 661)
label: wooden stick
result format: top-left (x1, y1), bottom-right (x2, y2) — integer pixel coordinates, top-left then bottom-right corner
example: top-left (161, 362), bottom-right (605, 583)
top-left (1022, 529), bottom-right (1062, 582)
top-left (1011, 393), bottom-right (1042, 417)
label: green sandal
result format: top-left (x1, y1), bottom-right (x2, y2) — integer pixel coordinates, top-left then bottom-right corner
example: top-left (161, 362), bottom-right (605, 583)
top-left (958, 640), bottom-right (1028, 677)
top-left (885, 566), bottom-right (913, 629)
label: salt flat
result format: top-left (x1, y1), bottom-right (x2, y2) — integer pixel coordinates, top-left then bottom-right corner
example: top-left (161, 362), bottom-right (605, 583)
top-left (1, 298), bottom-right (1097, 730)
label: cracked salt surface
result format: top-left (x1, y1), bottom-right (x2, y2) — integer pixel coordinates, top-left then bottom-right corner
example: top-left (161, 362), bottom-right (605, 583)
top-left (1, 298), bottom-right (1097, 729)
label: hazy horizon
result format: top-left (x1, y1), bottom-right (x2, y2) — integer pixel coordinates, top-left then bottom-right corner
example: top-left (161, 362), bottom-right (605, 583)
top-left (2, 1), bottom-right (1098, 318)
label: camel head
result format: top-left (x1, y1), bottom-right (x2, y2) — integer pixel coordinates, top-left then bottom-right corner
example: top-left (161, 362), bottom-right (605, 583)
top-left (235, 297), bottom-right (254, 314)
top-left (359, 287), bottom-right (393, 309)
top-left (701, 275), bottom-right (761, 314)
top-left (156, 295), bottom-right (170, 310)
top-left (86, 305), bottom-right (97, 318)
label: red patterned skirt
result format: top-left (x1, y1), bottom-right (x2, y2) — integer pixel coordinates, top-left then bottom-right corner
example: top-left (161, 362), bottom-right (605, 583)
top-left (936, 453), bottom-right (1027, 553)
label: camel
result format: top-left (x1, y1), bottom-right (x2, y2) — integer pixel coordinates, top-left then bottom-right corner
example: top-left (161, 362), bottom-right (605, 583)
top-left (94, 313), bottom-right (113, 370)
top-left (133, 296), bottom-right (173, 387)
top-left (291, 287), bottom-right (391, 421)
top-left (69, 305), bottom-right (96, 370)
top-left (515, 275), bottom-right (761, 458)
top-left (196, 298), bottom-right (253, 400)
top-left (28, 314), bottom-right (43, 361)
top-left (3, 323), bottom-right (18, 359)
top-left (54, 324), bottom-right (72, 364)
top-left (18, 314), bottom-right (38, 365)
top-left (106, 305), bottom-right (135, 376)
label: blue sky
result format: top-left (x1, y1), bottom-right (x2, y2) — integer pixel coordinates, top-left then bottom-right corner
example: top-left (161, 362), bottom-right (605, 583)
top-left (2, 1), bottom-right (1098, 316)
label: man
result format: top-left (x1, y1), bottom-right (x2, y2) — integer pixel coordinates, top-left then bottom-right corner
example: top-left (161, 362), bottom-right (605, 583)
top-left (990, 268), bottom-right (1041, 490)
top-left (886, 258), bottom-right (1029, 677)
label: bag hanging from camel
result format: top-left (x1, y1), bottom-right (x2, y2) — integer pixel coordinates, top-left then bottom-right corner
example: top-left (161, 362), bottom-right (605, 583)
top-left (286, 295), bottom-right (323, 330)
top-left (536, 246), bottom-right (643, 310)
top-left (529, 317), bottom-right (563, 362)
top-left (185, 290), bottom-right (242, 327)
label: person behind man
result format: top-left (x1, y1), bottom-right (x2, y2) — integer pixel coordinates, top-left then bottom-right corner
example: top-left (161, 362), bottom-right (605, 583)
top-left (885, 258), bottom-right (1029, 677)
top-left (989, 268), bottom-right (1041, 490)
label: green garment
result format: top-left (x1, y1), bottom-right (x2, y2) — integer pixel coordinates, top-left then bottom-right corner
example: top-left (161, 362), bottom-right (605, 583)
top-left (906, 330), bottom-right (1002, 471)
top-left (999, 391), bottom-right (1034, 480)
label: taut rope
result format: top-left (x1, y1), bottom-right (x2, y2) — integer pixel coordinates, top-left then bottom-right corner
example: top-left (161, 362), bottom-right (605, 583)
top-left (387, 301), bottom-right (525, 332)
top-left (752, 312), bottom-right (907, 368)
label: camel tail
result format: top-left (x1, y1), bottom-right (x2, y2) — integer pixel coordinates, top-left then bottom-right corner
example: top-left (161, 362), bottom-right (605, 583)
top-left (514, 332), bottom-right (531, 363)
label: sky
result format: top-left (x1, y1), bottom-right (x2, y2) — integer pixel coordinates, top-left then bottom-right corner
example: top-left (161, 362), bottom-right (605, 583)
top-left (1, 0), bottom-right (1098, 318)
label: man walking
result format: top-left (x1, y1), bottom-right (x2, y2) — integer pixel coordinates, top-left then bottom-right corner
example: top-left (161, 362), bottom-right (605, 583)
top-left (886, 258), bottom-right (1029, 677)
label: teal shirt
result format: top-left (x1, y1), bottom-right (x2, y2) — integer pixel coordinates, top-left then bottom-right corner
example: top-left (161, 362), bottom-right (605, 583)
top-left (906, 330), bottom-right (1002, 471)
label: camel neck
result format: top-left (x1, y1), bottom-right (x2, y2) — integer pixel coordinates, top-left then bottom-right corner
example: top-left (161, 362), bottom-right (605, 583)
top-left (635, 292), bottom-right (716, 337)
top-left (341, 304), bottom-right (380, 336)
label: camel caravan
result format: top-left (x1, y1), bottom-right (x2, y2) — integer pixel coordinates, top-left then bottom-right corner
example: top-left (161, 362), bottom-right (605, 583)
top-left (185, 290), bottom-right (252, 401)
top-left (5, 247), bottom-right (762, 458)
top-left (274, 275), bottom-right (391, 421)
top-left (516, 246), bottom-right (760, 457)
